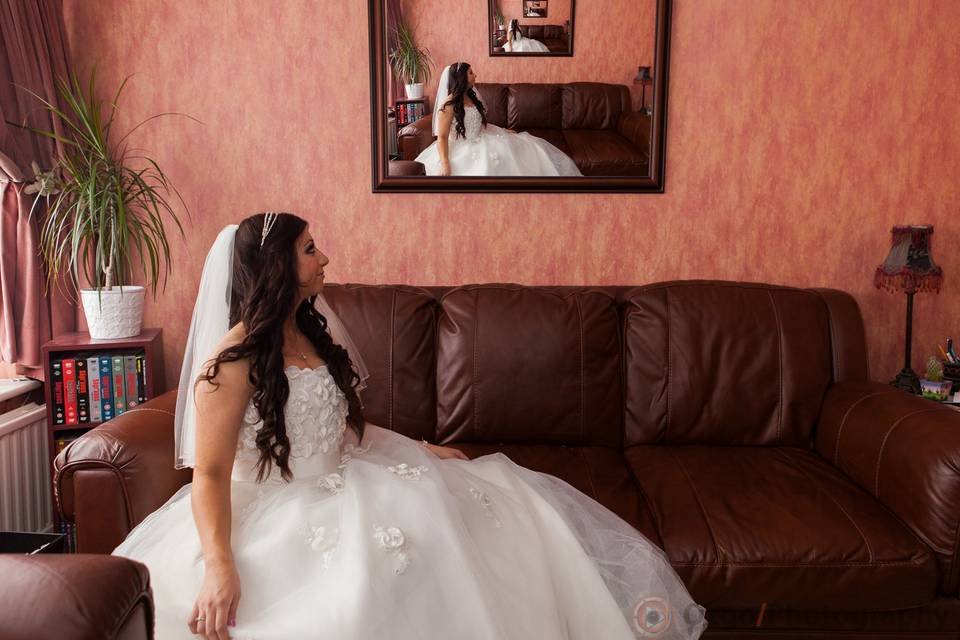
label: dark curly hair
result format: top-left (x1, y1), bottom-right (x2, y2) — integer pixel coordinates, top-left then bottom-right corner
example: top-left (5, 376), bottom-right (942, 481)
top-left (195, 212), bottom-right (365, 482)
top-left (442, 61), bottom-right (487, 140)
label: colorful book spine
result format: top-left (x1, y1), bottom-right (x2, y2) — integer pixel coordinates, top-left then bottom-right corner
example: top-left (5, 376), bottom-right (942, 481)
top-left (124, 355), bottom-right (138, 409)
top-left (86, 356), bottom-right (102, 422)
top-left (136, 354), bottom-right (147, 403)
top-left (51, 359), bottom-right (65, 425)
top-left (76, 358), bottom-right (89, 423)
top-left (99, 356), bottom-right (114, 421)
top-left (112, 355), bottom-right (126, 416)
top-left (63, 359), bottom-right (77, 425)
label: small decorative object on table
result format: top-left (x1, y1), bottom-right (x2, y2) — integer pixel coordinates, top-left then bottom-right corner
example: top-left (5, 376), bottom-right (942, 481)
top-left (920, 356), bottom-right (953, 401)
top-left (874, 224), bottom-right (943, 394)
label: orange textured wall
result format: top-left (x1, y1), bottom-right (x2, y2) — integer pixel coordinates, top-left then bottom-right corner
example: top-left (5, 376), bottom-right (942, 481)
top-left (60, 0), bottom-right (960, 392)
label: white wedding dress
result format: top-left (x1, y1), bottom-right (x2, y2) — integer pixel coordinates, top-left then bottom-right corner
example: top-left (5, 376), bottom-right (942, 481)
top-left (414, 104), bottom-right (583, 176)
top-left (113, 364), bottom-right (707, 639)
top-left (504, 34), bottom-right (551, 53)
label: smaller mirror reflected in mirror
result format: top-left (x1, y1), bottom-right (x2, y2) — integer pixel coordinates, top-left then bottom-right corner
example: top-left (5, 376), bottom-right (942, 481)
top-left (491, 0), bottom-right (574, 56)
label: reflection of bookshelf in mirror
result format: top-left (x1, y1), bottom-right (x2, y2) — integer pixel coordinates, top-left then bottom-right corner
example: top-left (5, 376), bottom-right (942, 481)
top-left (41, 328), bottom-right (165, 549)
top-left (395, 98), bottom-right (429, 128)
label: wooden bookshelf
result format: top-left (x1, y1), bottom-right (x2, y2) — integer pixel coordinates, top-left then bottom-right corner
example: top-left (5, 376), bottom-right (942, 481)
top-left (395, 97), bottom-right (429, 128)
top-left (41, 328), bottom-right (165, 544)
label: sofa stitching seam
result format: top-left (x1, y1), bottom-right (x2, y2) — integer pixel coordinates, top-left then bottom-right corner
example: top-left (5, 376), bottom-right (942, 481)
top-left (874, 409), bottom-right (941, 497)
top-left (767, 290), bottom-right (784, 443)
top-left (664, 289), bottom-right (671, 442)
top-left (772, 448), bottom-right (874, 563)
top-left (667, 448), bottom-right (722, 563)
top-left (576, 448), bottom-right (600, 501)
top-left (473, 289), bottom-right (480, 435)
top-left (575, 295), bottom-right (585, 443)
top-left (833, 391), bottom-right (897, 466)
top-left (388, 289), bottom-right (396, 430)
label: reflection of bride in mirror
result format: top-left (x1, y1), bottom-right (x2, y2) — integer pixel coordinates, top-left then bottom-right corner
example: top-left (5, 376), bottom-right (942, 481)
top-left (414, 62), bottom-right (581, 177)
top-left (503, 19), bottom-right (550, 53)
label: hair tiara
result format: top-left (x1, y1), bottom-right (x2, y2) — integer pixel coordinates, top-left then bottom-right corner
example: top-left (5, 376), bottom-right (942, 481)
top-left (260, 211), bottom-right (280, 248)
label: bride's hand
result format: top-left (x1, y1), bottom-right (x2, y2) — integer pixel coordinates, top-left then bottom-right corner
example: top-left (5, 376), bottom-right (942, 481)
top-left (423, 442), bottom-right (470, 460)
top-left (439, 160), bottom-right (452, 176)
top-left (189, 560), bottom-right (241, 638)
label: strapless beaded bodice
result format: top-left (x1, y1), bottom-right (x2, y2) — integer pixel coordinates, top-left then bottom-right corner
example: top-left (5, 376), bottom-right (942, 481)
top-left (447, 104), bottom-right (484, 141)
top-left (232, 365), bottom-right (349, 483)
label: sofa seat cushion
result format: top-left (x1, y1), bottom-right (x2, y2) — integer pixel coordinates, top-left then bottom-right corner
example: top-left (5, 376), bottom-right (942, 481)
top-left (625, 445), bottom-right (938, 611)
top-left (562, 129), bottom-right (648, 176)
top-left (456, 442), bottom-right (661, 547)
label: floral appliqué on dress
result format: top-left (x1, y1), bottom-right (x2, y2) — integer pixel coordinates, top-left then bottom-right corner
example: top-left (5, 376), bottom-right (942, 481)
top-left (386, 462), bottom-right (429, 480)
top-left (469, 486), bottom-right (503, 528)
top-left (236, 366), bottom-right (349, 471)
top-left (373, 525), bottom-right (410, 575)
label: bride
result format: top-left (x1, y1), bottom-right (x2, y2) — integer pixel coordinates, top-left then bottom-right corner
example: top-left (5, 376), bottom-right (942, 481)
top-left (503, 19), bottom-right (551, 53)
top-left (414, 62), bottom-right (582, 176)
top-left (112, 212), bottom-right (707, 639)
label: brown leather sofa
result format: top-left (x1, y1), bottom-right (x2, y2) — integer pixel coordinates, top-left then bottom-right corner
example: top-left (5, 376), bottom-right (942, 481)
top-left (0, 553), bottom-right (153, 639)
top-left (495, 24), bottom-right (570, 53)
top-left (49, 280), bottom-right (960, 638)
top-left (398, 82), bottom-right (650, 176)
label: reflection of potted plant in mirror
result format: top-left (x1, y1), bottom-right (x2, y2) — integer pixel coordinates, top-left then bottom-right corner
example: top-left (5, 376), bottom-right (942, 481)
top-left (389, 21), bottom-right (433, 100)
top-left (22, 69), bottom-right (190, 339)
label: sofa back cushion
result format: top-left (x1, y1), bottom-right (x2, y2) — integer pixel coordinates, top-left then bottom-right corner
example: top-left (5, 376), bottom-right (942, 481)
top-left (475, 84), bottom-right (509, 128)
top-left (322, 284), bottom-right (437, 441)
top-left (476, 82), bottom-right (630, 131)
top-left (623, 281), bottom-right (833, 447)
top-left (508, 83), bottom-right (563, 130)
top-left (436, 285), bottom-right (622, 447)
top-left (563, 82), bottom-right (631, 130)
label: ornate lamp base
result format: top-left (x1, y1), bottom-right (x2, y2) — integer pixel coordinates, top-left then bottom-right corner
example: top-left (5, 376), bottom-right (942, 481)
top-left (890, 367), bottom-right (921, 395)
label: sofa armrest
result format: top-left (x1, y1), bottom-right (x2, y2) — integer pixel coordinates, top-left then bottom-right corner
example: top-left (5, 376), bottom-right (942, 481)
top-left (617, 110), bottom-right (651, 152)
top-left (54, 390), bottom-right (192, 553)
top-left (389, 159), bottom-right (426, 176)
top-left (398, 116), bottom-right (435, 160)
top-left (815, 380), bottom-right (960, 595)
top-left (0, 554), bottom-right (153, 639)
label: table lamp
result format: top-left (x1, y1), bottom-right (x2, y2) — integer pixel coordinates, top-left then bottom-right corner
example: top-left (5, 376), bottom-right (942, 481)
top-left (874, 224), bottom-right (943, 394)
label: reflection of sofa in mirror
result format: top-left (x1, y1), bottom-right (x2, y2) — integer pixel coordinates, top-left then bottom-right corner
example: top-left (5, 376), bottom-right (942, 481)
top-left (495, 24), bottom-right (569, 53)
top-left (397, 82), bottom-right (650, 177)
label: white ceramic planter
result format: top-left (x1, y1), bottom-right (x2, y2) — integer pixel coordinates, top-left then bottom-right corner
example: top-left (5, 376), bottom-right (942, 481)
top-left (80, 286), bottom-right (145, 339)
top-left (405, 83), bottom-right (424, 99)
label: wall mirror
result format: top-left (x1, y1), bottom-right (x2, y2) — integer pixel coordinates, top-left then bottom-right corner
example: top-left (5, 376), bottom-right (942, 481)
top-left (491, 1), bottom-right (574, 56)
top-left (369, 0), bottom-right (671, 193)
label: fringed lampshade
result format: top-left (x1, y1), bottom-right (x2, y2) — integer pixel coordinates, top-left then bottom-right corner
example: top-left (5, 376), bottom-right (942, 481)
top-left (874, 225), bottom-right (943, 294)
top-left (875, 224), bottom-right (943, 394)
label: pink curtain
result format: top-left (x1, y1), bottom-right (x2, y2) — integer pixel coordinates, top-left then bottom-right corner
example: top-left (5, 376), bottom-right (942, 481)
top-left (386, 0), bottom-right (403, 108)
top-left (0, 0), bottom-right (75, 380)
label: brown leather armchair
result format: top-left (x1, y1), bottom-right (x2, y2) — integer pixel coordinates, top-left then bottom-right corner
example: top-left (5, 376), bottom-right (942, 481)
top-left (398, 82), bottom-right (650, 176)
top-left (51, 281), bottom-right (960, 637)
top-left (0, 554), bottom-right (154, 639)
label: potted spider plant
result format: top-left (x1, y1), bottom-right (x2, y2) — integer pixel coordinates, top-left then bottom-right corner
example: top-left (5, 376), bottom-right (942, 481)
top-left (21, 68), bottom-right (191, 339)
top-left (389, 21), bottom-right (433, 100)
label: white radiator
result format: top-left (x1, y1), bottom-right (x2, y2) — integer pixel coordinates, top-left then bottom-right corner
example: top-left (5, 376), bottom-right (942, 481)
top-left (0, 379), bottom-right (52, 533)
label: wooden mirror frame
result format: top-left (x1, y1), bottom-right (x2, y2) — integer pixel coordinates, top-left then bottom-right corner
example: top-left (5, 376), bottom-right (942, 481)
top-left (369, 0), bottom-right (671, 193)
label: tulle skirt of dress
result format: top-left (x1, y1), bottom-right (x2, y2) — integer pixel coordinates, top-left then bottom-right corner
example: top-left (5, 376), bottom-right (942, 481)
top-left (414, 124), bottom-right (583, 177)
top-left (113, 425), bottom-right (707, 639)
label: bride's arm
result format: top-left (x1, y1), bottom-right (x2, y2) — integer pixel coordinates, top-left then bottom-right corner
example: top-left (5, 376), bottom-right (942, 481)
top-left (436, 99), bottom-right (454, 176)
top-left (188, 349), bottom-right (252, 633)
top-left (193, 355), bottom-right (251, 566)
